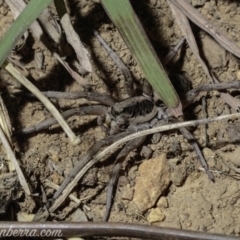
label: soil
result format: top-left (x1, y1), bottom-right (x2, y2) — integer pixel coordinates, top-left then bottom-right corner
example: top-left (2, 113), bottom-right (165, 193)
top-left (1, 0), bottom-right (240, 239)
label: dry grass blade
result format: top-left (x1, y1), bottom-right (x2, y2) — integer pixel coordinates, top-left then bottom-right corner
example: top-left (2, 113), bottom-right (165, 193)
top-left (168, 1), bottom-right (240, 111)
top-left (0, 124), bottom-right (31, 195)
top-left (0, 96), bottom-right (14, 171)
top-left (0, 0), bottom-right (53, 67)
top-left (168, 1), bottom-right (213, 83)
top-left (169, 0), bottom-right (240, 58)
top-left (4, 62), bottom-right (80, 145)
top-left (50, 110), bottom-right (240, 212)
top-left (5, 0), bottom-right (30, 41)
top-left (54, 0), bottom-right (92, 73)
top-left (38, 8), bottom-right (61, 44)
top-left (53, 53), bottom-right (90, 87)
top-left (45, 180), bottom-right (81, 205)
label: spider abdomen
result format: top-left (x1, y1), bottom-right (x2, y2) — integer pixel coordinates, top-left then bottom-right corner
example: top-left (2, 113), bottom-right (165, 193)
top-left (109, 96), bottom-right (158, 124)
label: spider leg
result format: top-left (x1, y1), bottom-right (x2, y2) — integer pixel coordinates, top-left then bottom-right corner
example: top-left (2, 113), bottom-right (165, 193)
top-left (178, 127), bottom-right (214, 181)
top-left (15, 105), bottom-right (108, 135)
top-left (15, 91), bottom-right (117, 107)
top-left (103, 135), bottom-right (146, 221)
top-left (50, 129), bottom-right (135, 211)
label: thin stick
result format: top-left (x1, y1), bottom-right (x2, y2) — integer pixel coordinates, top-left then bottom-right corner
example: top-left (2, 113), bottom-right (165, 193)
top-left (5, 62), bottom-right (80, 145)
top-left (103, 135), bottom-right (146, 221)
top-left (102, 113), bottom-right (240, 152)
top-left (50, 111), bottom-right (240, 211)
top-left (50, 130), bottom-right (134, 211)
top-left (168, 0), bottom-right (240, 58)
top-left (0, 124), bottom-right (31, 195)
top-left (179, 127), bottom-right (214, 181)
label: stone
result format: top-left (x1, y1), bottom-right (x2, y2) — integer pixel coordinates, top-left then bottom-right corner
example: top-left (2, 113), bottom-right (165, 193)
top-left (133, 154), bottom-right (171, 212)
top-left (191, 0), bottom-right (206, 7)
top-left (157, 197), bottom-right (168, 208)
top-left (147, 208), bottom-right (165, 223)
top-left (201, 35), bottom-right (227, 69)
top-left (121, 185), bottom-right (134, 201)
top-left (236, 71), bottom-right (240, 80)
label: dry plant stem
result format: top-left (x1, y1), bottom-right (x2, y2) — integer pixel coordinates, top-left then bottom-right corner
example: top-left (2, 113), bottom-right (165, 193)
top-left (0, 124), bottom-right (31, 195)
top-left (162, 37), bottom-right (185, 66)
top-left (168, 1), bottom-right (240, 111)
top-left (168, 1), bottom-right (213, 83)
top-left (16, 105), bottom-right (108, 135)
top-left (50, 110), bottom-right (240, 211)
top-left (0, 96), bottom-right (14, 171)
top-left (202, 97), bottom-right (209, 147)
top-left (41, 91), bottom-right (117, 106)
top-left (183, 80), bottom-right (240, 107)
top-left (220, 158), bottom-right (240, 174)
top-left (45, 180), bottom-right (81, 205)
top-left (0, 222), bottom-right (238, 240)
top-left (5, 0), bottom-right (43, 40)
top-left (54, 0), bottom-right (91, 72)
top-left (103, 135), bottom-right (146, 221)
top-left (38, 8), bottom-right (61, 44)
top-left (94, 29), bottom-right (134, 96)
top-left (5, 62), bottom-right (80, 145)
top-left (50, 129), bottom-right (134, 210)
top-left (179, 127), bottom-right (214, 181)
top-left (168, 0), bottom-right (240, 58)
top-left (53, 53), bottom-right (90, 87)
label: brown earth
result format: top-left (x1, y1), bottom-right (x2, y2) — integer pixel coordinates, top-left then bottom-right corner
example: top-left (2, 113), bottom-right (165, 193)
top-left (1, 0), bottom-right (240, 239)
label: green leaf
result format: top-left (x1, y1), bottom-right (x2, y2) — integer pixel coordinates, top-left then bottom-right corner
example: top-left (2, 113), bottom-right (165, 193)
top-left (101, 0), bottom-right (182, 114)
top-left (0, 0), bottom-right (53, 67)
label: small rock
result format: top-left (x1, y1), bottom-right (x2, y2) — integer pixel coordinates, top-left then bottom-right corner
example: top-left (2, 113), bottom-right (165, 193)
top-left (140, 146), bottom-right (153, 159)
top-left (191, 0), bottom-right (206, 7)
top-left (157, 197), bottom-right (168, 208)
top-left (68, 208), bottom-right (88, 222)
top-left (202, 147), bottom-right (215, 161)
top-left (201, 35), bottom-right (227, 68)
top-left (151, 133), bottom-right (162, 144)
top-left (48, 146), bottom-right (60, 162)
top-left (171, 166), bottom-right (187, 186)
top-left (128, 165), bottom-right (138, 180)
top-left (133, 154), bottom-right (170, 212)
top-left (147, 208), bottom-right (165, 223)
top-left (121, 185), bottom-right (134, 201)
top-left (224, 146), bottom-right (240, 167)
top-left (236, 71), bottom-right (240, 80)
top-left (118, 175), bottom-right (129, 187)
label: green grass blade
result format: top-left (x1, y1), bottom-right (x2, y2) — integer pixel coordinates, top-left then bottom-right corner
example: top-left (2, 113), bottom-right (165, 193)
top-left (101, 0), bottom-right (182, 113)
top-left (0, 0), bottom-right (53, 67)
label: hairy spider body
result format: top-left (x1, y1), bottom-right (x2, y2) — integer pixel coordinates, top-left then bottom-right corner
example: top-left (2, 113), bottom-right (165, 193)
top-left (109, 96), bottom-right (157, 123)
top-left (105, 96), bottom-right (158, 134)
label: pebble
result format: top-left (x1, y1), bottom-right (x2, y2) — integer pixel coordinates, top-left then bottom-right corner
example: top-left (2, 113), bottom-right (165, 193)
top-left (191, 0), bottom-right (206, 7)
top-left (121, 185), bottom-right (134, 201)
top-left (157, 197), bottom-right (168, 208)
top-left (147, 208), bottom-right (165, 223)
top-left (171, 166), bottom-right (187, 187)
top-left (236, 71), bottom-right (240, 80)
top-left (201, 35), bottom-right (227, 68)
top-left (133, 154), bottom-right (171, 212)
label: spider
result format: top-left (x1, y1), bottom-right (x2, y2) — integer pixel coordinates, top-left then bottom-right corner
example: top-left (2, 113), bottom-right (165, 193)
top-left (16, 34), bottom-right (211, 221)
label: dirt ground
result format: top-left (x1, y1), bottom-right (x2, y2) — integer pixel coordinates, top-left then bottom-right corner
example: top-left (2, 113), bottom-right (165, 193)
top-left (1, 0), bottom-right (240, 239)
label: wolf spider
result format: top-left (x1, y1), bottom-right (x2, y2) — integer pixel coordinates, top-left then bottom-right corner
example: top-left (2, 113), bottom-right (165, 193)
top-left (16, 36), bottom-right (213, 221)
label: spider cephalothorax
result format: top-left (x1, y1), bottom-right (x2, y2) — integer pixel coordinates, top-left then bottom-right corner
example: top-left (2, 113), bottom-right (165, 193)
top-left (105, 96), bottom-right (158, 134)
